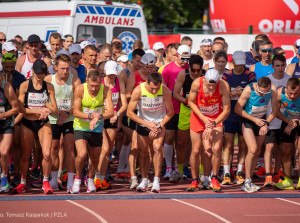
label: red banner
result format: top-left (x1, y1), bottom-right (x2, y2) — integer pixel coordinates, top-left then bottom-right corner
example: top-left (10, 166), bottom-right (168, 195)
top-left (148, 34), bottom-right (181, 49)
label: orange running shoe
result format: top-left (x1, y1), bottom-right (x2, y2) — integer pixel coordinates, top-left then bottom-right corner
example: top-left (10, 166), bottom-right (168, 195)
top-left (12, 183), bottom-right (26, 194)
top-left (264, 175), bottom-right (273, 187)
top-left (186, 180), bottom-right (199, 192)
top-left (255, 166), bottom-right (266, 178)
top-left (42, 181), bottom-right (54, 194)
top-left (210, 177), bottom-right (221, 192)
top-left (100, 179), bottom-right (112, 190)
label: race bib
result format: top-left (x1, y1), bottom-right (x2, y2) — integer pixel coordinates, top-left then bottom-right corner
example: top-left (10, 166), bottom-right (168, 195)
top-left (141, 96), bottom-right (163, 112)
top-left (82, 107), bottom-right (101, 122)
top-left (56, 99), bottom-right (71, 111)
top-left (112, 92), bottom-right (119, 109)
top-left (28, 92), bottom-right (47, 109)
top-left (199, 103), bottom-right (219, 116)
top-left (286, 109), bottom-right (300, 119)
top-left (250, 105), bottom-right (268, 118)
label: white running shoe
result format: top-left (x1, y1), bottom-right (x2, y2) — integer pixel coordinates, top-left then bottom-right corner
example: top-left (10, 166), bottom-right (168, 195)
top-left (202, 179), bottom-right (211, 190)
top-left (151, 180), bottom-right (160, 193)
top-left (241, 182), bottom-right (257, 193)
top-left (87, 178), bottom-right (96, 193)
top-left (71, 178), bottom-right (81, 194)
top-left (148, 179), bottom-right (153, 188)
top-left (136, 179), bottom-right (148, 192)
top-left (130, 177), bottom-right (139, 189)
top-left (163, 167), bottom-right (172, 179)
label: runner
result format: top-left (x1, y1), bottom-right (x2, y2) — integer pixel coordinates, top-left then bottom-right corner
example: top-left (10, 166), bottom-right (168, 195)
top-left (221, 51), bottom-right (257, 185)
top-left (71, 70), bottom-right (114, 193)
top-left (127, 72), bottom-right (174, 192)
top-left (187, 69), bottom-right (230, 192)
top-left (49, 32), bottom-right (62, 61)
top-left (234, 77), bottom-right (277, 192)
top-left (13, 59), bottom-right (58, 194)
top-left (44, 54), bottom-right (81, 193)
top-left (181, 36), bottom-right (193, 48)
top-left (83, 45), bottom-right (97, 74)
top-left (173, 55), bottom-right (204, 178)
top-left (94, 60), bottom-right (127, 190)
top-left (0, 69), bottom-right (19, 192)
top-left (62, 34), bottom-right (74, 52)
top-left (158, 43), bottom-right (180, 74)
top-left (69, 44), bottom-right (87, 84)
top-left (111, 42), bottom-right (122, 61)
top-left (286, 47), bottom-right (300, 78)
top-left (200, 39), bottom-right (213, 67)
top-left (275, 77), bottom-right (300, 190)
top-left (98, 43), bottom-right (112, 63)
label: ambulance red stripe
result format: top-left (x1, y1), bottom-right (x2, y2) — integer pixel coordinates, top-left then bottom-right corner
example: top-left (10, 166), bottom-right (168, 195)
top-left (0, 10), bottom-right (71, 18)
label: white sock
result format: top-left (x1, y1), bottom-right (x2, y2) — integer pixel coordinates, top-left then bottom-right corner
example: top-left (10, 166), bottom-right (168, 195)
top-left (57, 169), bottom-right (62, 178)
top-left (21, 179), bottom-right (26, 185)
top-left (258, 158), bottom-right (265, 167)
top-left (1, 174), bottom-right (7, 178)
top-left (141, 177), bottom-right (148, 183)
top-left (245, 178), bottom-right (251, 184)
top-left (131, 175), bottom-right (137, 180)
top-left (117, 145), bottom-right (128, 173)
top-left (237, 164), bottom-right (244, 173)
top-left (43, 176), bottom-right (49, 182)
top-left (95, 172), bottom-right (101, 179)
top-left (154, 176), bottom-right (160, 182)
top-left (67, 172), bottom-right (75, 186)
top-left (164, 144), bottom-right (173, 168)
top-left (50, 171), bottom-right (58, 183)
top-left (124, 143), bottom-right (131, 173)
top-left (223, 165), bottom-right (230, 175)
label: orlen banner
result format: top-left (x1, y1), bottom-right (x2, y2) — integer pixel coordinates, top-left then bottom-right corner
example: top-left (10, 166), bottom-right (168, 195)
top-left (209, 0), bottom-right (300, 34)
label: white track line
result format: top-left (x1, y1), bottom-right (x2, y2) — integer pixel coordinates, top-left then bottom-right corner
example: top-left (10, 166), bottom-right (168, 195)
top-left (172, 199), bottom-right (231, 223)
top-left (66, 200), bottom-right (108, 223)
top-left (276, 198), bottom-right (300, 206)
top-left (245, 214), bottom-right (300, 217)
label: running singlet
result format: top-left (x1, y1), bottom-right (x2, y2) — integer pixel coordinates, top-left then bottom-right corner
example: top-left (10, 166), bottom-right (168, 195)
top-left (102, 78), bottom-right (120, 111)
top-left (222, 69), bottom-right (257, 121)
top-left (24, 79), bottom-right (48, 109)
top-left (281, 86), bottom-right (300, 119)
top-left (190, 76), bottom-right (223, 132)
top-left (72, 64), bottom-right (86, 84)
top-left (162, 61), bottom-right (189, 114)
top-left (0, 81), bottom-right (14, 128)
top-left (292, 63), bottom-right (300, 79)
top-left (21, 54), bottom-right (45, 79)
top-left (73, 83), bottom-right (105, 133)
top-left (243, 83), bottom-right (271, 118)
top-left (245, 51), bottom-right (258, 69)
top-left (137, 82), bottom-right (166, 124)
top-left (254, 62), bottom-right (274, 80)
top-left (182, 69), bottom-right (194, 99)
top-left (134, 70), bottom-right (145, 88)
top-left (49, 73), bottom-right (74, 124)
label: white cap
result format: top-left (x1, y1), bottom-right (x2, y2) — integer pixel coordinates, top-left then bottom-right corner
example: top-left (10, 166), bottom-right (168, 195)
top-left (2, 42), bottom-right (17, 51)
top-left (69, 44), bottom-right (82, 54)
top-left (56, 49), bottom-right (70, 57)
top-left (153, 42), bottom-right (165, 50)
top-left (295, 39), bottom-right (300, 47)
top-left (141, 53), bottom-right (156, 65)
top-left (200, 38), bottom-right (213, 46)
top-left (177, 45), bottom-right (191, 56)
top-left (205, 69), bottom-right (220, 83)
top-left (145, 49), bottom-right (156, 57)
top-left (80, 40), bottom-right (91, 50)
top-left (232, 51), bottom-right (246, 65)
top-left (117, 55), bottom-right (129, 62)
top-left (104, 60), bottom-right (118, 75)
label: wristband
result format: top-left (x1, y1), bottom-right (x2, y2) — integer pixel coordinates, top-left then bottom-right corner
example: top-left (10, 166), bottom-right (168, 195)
top-left (263, 120), bottom-right (270, 126)
top-left (211, 121), bottom-right (217, 127)
top-left (88, 113), bottom-right (92, 120)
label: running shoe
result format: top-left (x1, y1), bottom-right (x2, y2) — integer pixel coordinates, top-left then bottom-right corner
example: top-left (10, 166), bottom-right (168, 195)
top-left (254, 166), bottom-right (266, 178)
top-left (114, 172), bottom-right (126, 182)
top-left (148, 179), bottom-right (153, 188)
top-left (263, 175), bottom-right (273, 187)
top-left (199, 174), bottom-right (205, 184)
top-left (100, 179), bottom-right (112, 190)
top-left (94, 178), bottom-right (102, 191)
top-left (186, 180), bottom-right (199, 192)
top-left (49, 179), bottom-right (59, 191)
top-left (296, 178), bottom-right (300, 190)
top-left (71, 178), bottom-right (81, 194)
top-left (272, 174), bottom-right (283, 184)
top-left (234, 172), bottom-right (245, 185)
top-left (11, 176), bottom-right (20, 188)
top-left (31, 177), bottom-right (43, 188)
top-left (241, 182), bottom-right (257, 193)
top-left (129, 177), bottom-right (139, 189)
top-left (222, 173), bottom-right (231, 185)
top-left (163, 167), bottom-right (172, 179)
top-left (151, 182), bottom-right (160, 193)
top-left (12, 183), bottom-right (26, 194)
top-left (87, 178), bottom-right (96, 193)
top-left (183, 166), bottom-right (192, 179)
top-left (169, 171), bottom-right (182, 183)
top-left (136, 179), bottom-right (148, 192)
top-left (274, 177), bottom-right (295, 190)
top-left (1, 177), bottom-right (10, 192)
top-left (202, 179), bottom-right (211, 190)
top-left (125, 172), bottom-right (131, 182)
top-left (210, 177), bottom-right (221, 192)
top-left (30, 167), bottom-right (41, 180)
top-left (42, 181), bottom-right (54, 194)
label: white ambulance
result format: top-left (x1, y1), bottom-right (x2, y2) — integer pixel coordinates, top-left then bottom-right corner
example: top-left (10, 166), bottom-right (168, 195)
top-left (0, 0), bottom-right (149, 53)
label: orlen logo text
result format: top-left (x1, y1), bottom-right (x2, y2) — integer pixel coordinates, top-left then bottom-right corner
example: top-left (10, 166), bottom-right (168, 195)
top-left (259, 20), bottom-right (300, 34)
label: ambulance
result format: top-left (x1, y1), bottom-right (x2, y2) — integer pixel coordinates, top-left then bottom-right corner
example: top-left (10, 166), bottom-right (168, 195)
top-left (0, 0), bottom-right (149, 53)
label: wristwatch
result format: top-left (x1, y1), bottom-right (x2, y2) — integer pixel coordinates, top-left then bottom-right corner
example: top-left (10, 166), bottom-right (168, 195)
top-left (211, 121), bottom-right (217, 127)
top-left (99, 114), bottom-right (103, 120)
top-left (263, 120), bottom-right (270, 126)
top-left (156, 123), bottom-right (162, 129)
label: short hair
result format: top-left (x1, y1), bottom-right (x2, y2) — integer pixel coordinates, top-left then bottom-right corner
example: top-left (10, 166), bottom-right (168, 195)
top-left (133, 39), bottom-right (143, 49)
top-left (181, 36), bottom-right (192, 43)
top-left (97, 61), bottom-right (106, 69)
top-left (132, 49), bottom-right (145, 59)
top-left (84, 44), bottom-right (97, 53)
top-left (147, 72), bottom-right (162, 85)
top-left (63, 34), bottom-right (73, 41)
top-left (87, 70), bottom-right (101, 82)
top-left (166, 42), bottom-right (181, 54)
top-left (189, 55), bottom-right (203, 68)
top-left (40, 43), bottom-right (48, 55)
top-left (111, 37), bottom-right (122, 44)
top-left (214, 50), bottom-right (228, 62)
top-left (49, 32), bottom-right (62, 42)
top-left (287, 78), bottom-right (300, 90)
top-left (212, 42), bottom-right (224, 51)
top-left (55, 54), bottom-right (71, 66)
top-left (272, 47), bottom-right (284, 56)
top-left (97, 44), bottom-right (103, 53)
top-left (257, 77), bottom-right (271, 88)
top-left (255, 34), bottom-right (269, 41)
top-left (213, 37), bottom-right (225, 43)
top-left (14, 35), bottom-right (22, 40)
top-left (259, 40), bottom-right (273, 48)
top-left (272, 54), bottom-right (286, 65)
top-left (111, 41), bottom-right (122, 50)
top-left (251, 40), bottom-right (263, 56)
top-left (100, 43), bottom-right (112, 53)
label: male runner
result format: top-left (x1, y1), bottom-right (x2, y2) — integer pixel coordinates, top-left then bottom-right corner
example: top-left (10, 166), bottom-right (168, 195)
top-left (83, 45), bottom-right (97, 74)
top-left (69, 44), bottom-right (87, 83)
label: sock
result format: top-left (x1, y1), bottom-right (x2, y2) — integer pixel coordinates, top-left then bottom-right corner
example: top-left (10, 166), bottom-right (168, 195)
top-left (223, 165), bottom-right (230, 175)
top-left (75, 176), bottom-right (81, 180)
top-left (153, 176), bottom-right (160, 182)
top-left (266, 173), bottom-right (271, 176)
top-left (199, 164), bottom-right (204, 175)
top-left (50, 171), bottom-right (58, 182)
top-left (131, 175), bottom-right (137, 180)
top-left (124, 143), bottom-right (131, 173)
top-left (164, 144), bottom-right (173, 168)
top-left (245, 178), bottom-right (251, 184)
top-left (100, 175), bottom-right (105, 181)
top-left (177, 163), bottom-right (184, 175)
top-left (1, 174), bottom-right (7, 178)
top-left (21, 179), bottom-right (26, 185)
top-left (95, 172), bottom-right (101, 179)
top-left (237, 164), bottom-right (244, 173)
top-left (43, 176), bottom-right (49, 182)
top-left (57, 169), bottom-right (62, 178)
top-left (141, 177), bottom-right (148, 183)
top-left (117, 145), bottom-right (128, 173)
top-left (204, 176), bottom-right (209, 182)
top-left (258, 158), bottom-right (265, 168)
top-left (67, 172), bottom-right (75, 186)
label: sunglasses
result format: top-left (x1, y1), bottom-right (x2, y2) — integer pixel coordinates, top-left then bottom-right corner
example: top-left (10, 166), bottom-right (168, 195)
top-left (260, 48), bottom-right (273, 53)
top-left (257, 85), bottom-right (271, 95)
top-left (180, 56), bottom-right (190, 62)
top-left (0, 39), bottom-right (6, 42)
top-left (191, 68), bottom-right (201, 73)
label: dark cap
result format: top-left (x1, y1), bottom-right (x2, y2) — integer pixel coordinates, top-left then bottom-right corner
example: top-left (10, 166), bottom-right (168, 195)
top-left (27, 34), bottom-right (41, 43)
top-left (33, 59), bottom-right (47, 74)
